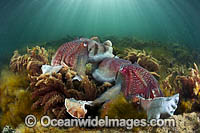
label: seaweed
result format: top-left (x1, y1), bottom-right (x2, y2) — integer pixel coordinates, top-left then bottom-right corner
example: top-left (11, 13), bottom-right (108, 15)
top-left (2, 35), bottom-right (200, 132)
top-left (100, 93), bottom-right (146, 119)
top-left (123, 48), bottom-right (160, 73)
top-left (100, 94), bottom-right (147, 131)
top-left (0, 69), bottom-right (41, 128)
top-left (10, 46), bottom-right (48, 76)
top-left (30, 66), bottom-right (102, 119)
top-left (160, 63), bottom-right (200, 114)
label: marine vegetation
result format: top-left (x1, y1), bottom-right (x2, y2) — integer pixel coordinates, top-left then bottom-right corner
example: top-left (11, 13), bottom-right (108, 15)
top-left (30, 67), bottom-right (100, 119)
top-left (160, 63), bottom-right (200, 113)
top-left (10, 46), bottom-right (48, 75)
top-left (7, 45), bottom-right (114, 121)
top-left (1, 36), bottom-right (200, 132)
top-left (123, 48), bottom-right (160, 73)
top-left (101, 94), bottom-right (146, 119)
top-left (176, 63), bottom-right (200, 98)
top-left (0, 70), bottom-right (33, 128)
top-left (100, 94), bottom-right (147, 132)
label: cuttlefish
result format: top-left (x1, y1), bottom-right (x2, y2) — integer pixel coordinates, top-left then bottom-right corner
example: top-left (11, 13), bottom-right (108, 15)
top-left (93, 59), bottom-right (163, 104)
top-left (92, 58), bottom-right (132, 82)
top-left (42, 38), bottom-right (114, 76)
top-left (92, 58), bottom-right (179, 120)
top-left (64, 58), bottom-right (179, 119)
top-left (65, 98), bottom-right (92, 119)
top-left (138, 94), bottom-right (179, 121)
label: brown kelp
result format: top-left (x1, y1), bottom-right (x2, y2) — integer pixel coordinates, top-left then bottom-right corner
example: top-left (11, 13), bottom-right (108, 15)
top-left (161, 63), bottom-right (200, 113)
top-left (10, 46), bottom-right (48, 75)
top-left (124, 48), bottom-right (160, 73)
top-left (30, 66), bottom-right (101, 119)
top-left (8, 46), bottom-right (98, 119)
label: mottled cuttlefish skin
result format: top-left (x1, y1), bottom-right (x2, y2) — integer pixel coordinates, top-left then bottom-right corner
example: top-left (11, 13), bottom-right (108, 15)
top-left (51, 38), bottom-right (114, 76)
top-left (119, 63), bottom-right (163, 100)
top-left (51, 38), bottom-right (89, 76)
top-left (93, 59), bottom-right (163, 104)
top-left (92, 58), bottom-right (131, 82)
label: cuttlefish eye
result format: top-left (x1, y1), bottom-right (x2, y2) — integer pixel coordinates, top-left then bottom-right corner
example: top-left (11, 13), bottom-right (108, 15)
top-left (82, 42), bottom-right (88, 47)
top-left (119, 66), bottom-right (126, 73)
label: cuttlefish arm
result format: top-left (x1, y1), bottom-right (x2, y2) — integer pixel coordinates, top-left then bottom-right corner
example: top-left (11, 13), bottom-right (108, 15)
top-left (88, 40), bottom-right (114, 63)
top-left (92, 83), bottom-right (122, 105)
top-left (71, 42), bottom-right (89, 81)
top-left (74, 47), bottom-right (89, 76)
top-left (138, 93), bottom-right (179, 121)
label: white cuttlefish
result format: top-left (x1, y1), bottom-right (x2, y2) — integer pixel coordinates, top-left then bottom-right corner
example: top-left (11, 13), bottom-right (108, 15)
top-left (65, 98), bottom-right (92, 119)
top-left (138, 93), bottom-right (179, 121)
top-left (41, 65), bottom-right (63, 75)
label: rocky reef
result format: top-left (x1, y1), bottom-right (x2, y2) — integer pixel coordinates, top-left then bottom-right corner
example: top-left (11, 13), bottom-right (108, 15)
top-left (0, 36), bottom-right (200, 132)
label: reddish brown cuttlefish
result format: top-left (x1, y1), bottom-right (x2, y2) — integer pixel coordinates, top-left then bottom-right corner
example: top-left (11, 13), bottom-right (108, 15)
top-left (92, 58), bottom-right (163, 104)
top-left (51, 38), bottom-right (114, 76)
top-left (92, 58), bottom-right (179, 121)
top-left (65, 57), bottom-right (179, 120)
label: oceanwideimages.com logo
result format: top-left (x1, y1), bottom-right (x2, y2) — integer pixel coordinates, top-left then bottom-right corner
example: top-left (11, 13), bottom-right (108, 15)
top-left (25, 115), bottom-right (176, 129)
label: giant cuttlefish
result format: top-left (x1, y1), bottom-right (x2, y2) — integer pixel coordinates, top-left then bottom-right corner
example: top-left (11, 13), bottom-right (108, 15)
top-left (93, 59), bottom-right (163, 103)
top-left (42, 38), bottom-right (114, 76)
top-left (64, 58), bottom-right (179, 120)
top-left (92, 58), bottom-right (179, 120)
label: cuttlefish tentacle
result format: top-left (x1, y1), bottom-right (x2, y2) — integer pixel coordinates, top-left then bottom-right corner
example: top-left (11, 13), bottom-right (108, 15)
top-left (88, 40), bottom-right (114, 63)
top-left (93, 83), bottom-right (122, 105)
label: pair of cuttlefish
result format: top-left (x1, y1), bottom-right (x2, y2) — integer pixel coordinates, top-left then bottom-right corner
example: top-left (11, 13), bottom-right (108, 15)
top-left (41, 37), bottom-right (179, 121)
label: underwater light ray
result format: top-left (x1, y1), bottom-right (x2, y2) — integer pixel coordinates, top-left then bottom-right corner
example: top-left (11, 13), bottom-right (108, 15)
top-left (0, 0), bottom-right (200, 56)
top-left (165, 0), bottom-right (200, 45)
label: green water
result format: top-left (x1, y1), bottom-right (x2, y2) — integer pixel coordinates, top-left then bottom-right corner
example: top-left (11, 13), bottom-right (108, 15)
top-left (0, 0), bottom-right (200, 66)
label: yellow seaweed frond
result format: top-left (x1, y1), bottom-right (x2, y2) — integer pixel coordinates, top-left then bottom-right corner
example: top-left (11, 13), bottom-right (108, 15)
top-left (100, 93), bottom-right (146, 119)
top-left (0, 70), bottom-right (40, 128)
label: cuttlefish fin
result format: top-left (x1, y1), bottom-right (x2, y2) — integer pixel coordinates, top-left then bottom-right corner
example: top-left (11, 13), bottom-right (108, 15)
top-left (92, 84), bottom-right (121, 105)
